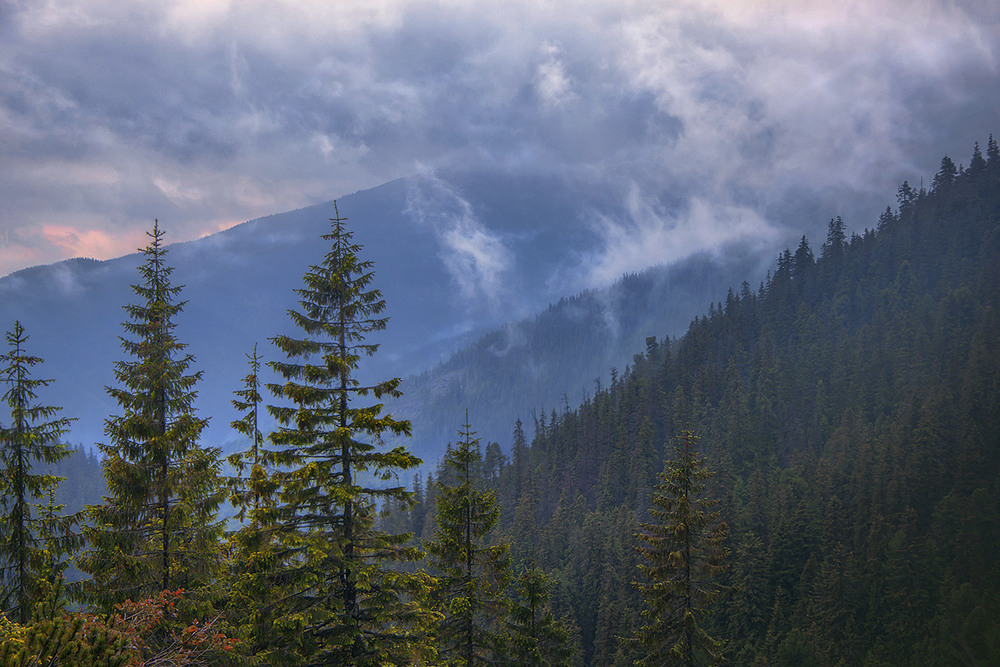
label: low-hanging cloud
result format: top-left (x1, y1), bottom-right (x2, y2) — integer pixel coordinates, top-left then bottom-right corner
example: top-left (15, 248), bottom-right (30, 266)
top-left (573, 184), bottom-right (783, 291)
top-left (0, 0), bottom-right (998, 279)
top-left (404, 173), bottom-right (513, 309)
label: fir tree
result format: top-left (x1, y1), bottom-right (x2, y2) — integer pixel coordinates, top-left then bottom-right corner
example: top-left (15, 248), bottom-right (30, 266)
top-left (227, 343), bottom-right (270, 523)
top-left (820, 216), bottom-right (847, 261)
top-left (792, 235), bottom-right (814, 278)
top-left (505, 566), bottom-right (575, 666)
top-left (77, 221), bottom-right (224, 613)
top-left (265, 202), bottom-right (432, 665)
top-left (932, 155), bottom-right (959, 192)
top-left (221, 343), bottom-right (283, 660)
top-left (425, 413), bottom-right (510, 665)
top-left (634, 431), bottom-right (729, 666)
top-left (987, 134), bottom-right (1000, 167)
top-left (0, 321), bottom-right (74, 624)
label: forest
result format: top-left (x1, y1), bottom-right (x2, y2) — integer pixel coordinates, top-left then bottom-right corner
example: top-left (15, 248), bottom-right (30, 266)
top-left (1, 137), bottom-right (1000, 665)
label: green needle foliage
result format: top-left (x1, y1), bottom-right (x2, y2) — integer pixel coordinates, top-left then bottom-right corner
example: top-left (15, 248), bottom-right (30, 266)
top-left (0, 578), bottom-right (129, 666)
top-left (634, 431), bottom-right (729, 667)
top-left (0, 321), bottom-right (75, 624)
top-left (221, 344), bottom-right (282, 661)
top-left (228, 343), bottom-right (272, 524)
top-left (426, 414), bottom-right (510, 665)
top-left (77, 221), bottom-right (224, 613)
top-left (506, 566), bottom-right (575, 667)
top-left (264, 202), bottom-right (432, 665)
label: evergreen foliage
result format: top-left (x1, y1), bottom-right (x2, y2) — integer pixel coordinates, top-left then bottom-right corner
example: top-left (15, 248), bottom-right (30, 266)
top-left (5, 137), bottom-right (1000, 666)
top-left (489, 137), bottom-right (1000, 664)
top-left (76, 221), bottom-right (224, 613)
top-left (505, 566), bottom-right (576, 666)
top-left (633, 431), bottom-right (729, 666)
top-left (0, 321), bottom-right (74, 624)
top-left (0, 578), bottom-right (129, 666)
top-left (263, 201), bottom-right (432, 664)
top-left (227, 343), bottom-right (271, 523)
top-left (219, 343), bottom-right (282, 660)
top-left (425, 414), bottom-right (510, 665)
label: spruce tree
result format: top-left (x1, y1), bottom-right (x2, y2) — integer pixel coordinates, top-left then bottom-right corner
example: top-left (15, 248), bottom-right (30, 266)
top-left (77, 221), bottom-right (224, 613)
top-left (265, 202), bottom-right (432, 665)
top-left (222, 344), bottom-right (281, 659)
top-left (634, 430), bottom-right (729, 667)
top-left (227, 343), bottom-right (270, 523)
top-left (426, 413), bottom-right (510, 665)
top-left (505, 566), bottom-right (575, 666)
top-left (0, 321), bottom-right (74, 624)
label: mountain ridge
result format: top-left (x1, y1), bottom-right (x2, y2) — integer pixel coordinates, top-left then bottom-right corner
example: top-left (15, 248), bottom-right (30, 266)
top-left (0, 170), bottom-right (770, 461)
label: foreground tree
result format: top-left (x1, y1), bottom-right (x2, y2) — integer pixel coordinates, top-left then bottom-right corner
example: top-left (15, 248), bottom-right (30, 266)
top-left (634, 430), bottom-right (730, 666)
top-left (426, 414), bottom-right (510, 665)
top-left (0, 322), bottom-right (74, 624)
top-left (77, 221), bottom-right (224, 613)
top-left (265, 202), bottom-right (433, 664)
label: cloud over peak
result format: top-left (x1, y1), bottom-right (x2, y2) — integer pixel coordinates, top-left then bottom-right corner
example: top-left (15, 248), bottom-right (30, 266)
top-left (0, 0), bottom-right (998, 280)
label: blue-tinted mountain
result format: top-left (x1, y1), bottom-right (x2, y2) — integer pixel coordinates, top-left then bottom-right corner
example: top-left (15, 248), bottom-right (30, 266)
top-left (0, 170), bottom-right (765, 461)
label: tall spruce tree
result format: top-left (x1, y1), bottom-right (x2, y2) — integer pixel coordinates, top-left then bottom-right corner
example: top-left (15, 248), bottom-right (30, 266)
top-left (265, 202), bottom-right (432, 665)
top-left (426, 413), bottom-right (510, 665)
top-left (0, 321), bottom-right (74, 624)
top-left (634, 430), bottom-right (729, 667)
top-left (77, 221), bottom-right (223, 612)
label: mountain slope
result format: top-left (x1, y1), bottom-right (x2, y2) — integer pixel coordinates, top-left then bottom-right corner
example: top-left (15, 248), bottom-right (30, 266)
top-left (471, 141), bottom-right (1000, 665)
top-left (392, 245), bottom-right (767, 462)
top-left (0, 170), bottom-right (769, 460)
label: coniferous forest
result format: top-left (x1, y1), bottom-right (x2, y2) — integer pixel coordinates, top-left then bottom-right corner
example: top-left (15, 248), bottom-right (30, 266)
top-left (1, 137), bottom-right (1000, 665)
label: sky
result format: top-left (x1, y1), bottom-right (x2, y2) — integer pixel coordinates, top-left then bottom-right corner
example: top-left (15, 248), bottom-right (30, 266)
top-left (1, 0), bottom-right (999, 280)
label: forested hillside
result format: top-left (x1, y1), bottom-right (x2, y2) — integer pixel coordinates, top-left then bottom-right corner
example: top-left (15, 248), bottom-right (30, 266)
top-left (2, 138), bottom-right (999, 665)
top-left (393, 247), bottom-right (764, 466)
top-left (441, 139), bottom-right (999, 664)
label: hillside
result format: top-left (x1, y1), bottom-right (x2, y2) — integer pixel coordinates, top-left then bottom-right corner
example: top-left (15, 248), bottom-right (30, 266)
top-left (392, 244), bottom-right (767, 464)
top-left (398, 138), bottom-right (1000, 665)
top-left (0, 170), bottom-right (773, 465)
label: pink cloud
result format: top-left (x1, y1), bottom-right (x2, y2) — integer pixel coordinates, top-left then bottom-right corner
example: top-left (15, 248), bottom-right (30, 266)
top-left (42, 224), bottom-right (144, 261)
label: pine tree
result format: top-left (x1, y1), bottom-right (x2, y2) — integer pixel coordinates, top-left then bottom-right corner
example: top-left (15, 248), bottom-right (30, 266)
top-left (0, 321), bottom-right (74, 624)
top-left (426, 413), bottom-right (510, 665)
top-left (265, 202), bottom-right (432, 665)
top-left (77, 221), bottom-right (224, 613)
top-left (634, 430), bottom-right (729, 666)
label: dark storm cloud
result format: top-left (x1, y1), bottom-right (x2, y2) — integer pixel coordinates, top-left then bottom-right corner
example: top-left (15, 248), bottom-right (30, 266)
top-left (1, 0), bottom-right (998, 286)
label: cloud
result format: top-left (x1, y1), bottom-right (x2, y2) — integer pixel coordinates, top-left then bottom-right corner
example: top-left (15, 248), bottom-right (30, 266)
top-left (404, 173), bottom-right (513, 308)
top-left (0, 0), bottom-right (998, 280)
top-left (42, 224), bottom-right (141, 261)
top-left (534, 43), bottom-right (577, 111)
top-left (578, 184), bottom-right (783, 289)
